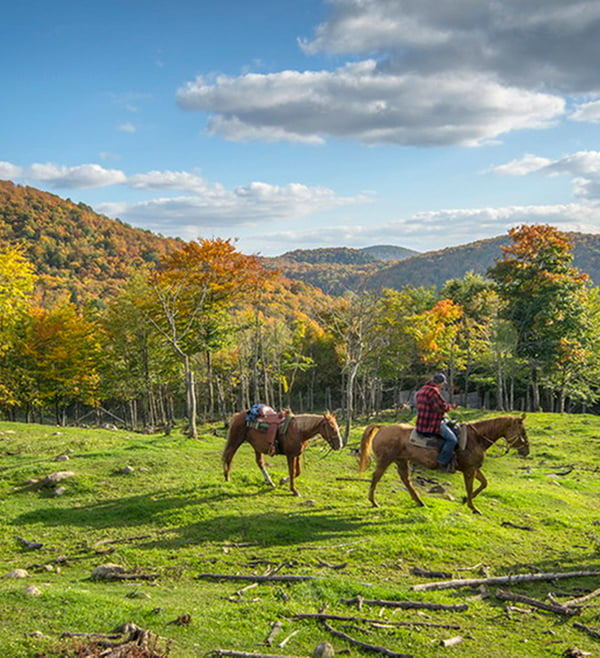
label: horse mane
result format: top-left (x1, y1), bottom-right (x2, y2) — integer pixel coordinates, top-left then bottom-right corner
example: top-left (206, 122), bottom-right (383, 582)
top-left (293, 413), bottom-right (322, 432)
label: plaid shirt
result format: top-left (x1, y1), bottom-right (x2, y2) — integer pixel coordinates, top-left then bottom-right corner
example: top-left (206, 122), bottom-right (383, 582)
top-left (415, 381), bottom-right (450, 434)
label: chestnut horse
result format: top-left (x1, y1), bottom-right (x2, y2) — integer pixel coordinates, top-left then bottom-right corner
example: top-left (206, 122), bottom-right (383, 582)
top-left (358, 414), bottom-right (529, 514)
top-left (223, 411), bottom-right (344, 496)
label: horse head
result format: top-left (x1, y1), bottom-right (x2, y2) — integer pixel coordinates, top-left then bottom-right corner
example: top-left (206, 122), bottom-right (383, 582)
top-left (321, 411), bottom-right (344, 450)
top-left (506, 414), bottom-right (529, 456)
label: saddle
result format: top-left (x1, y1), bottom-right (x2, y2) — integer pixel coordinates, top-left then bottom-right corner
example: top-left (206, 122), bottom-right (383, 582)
top-left (409, 423), bottom-right (467, 451)
top-left (409, 430), bottom-right (443, 450)
top-left (245, 405), bottom-right (291, 455)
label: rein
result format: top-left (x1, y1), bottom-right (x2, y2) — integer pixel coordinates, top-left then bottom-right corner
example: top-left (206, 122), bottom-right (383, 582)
top-left (469, 422), bottom-right (511, 455)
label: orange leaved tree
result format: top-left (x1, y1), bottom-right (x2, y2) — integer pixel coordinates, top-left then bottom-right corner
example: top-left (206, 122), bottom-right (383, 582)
top-left (142, 238), bottom-right (273, 438)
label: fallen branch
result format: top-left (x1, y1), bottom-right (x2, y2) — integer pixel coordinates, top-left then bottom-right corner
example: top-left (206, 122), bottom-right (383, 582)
top-left (495, 589), bottom-right (579, 616)
top-left (110, 572), bottom-right (160, 581)
top-left (560, 587), bottom-right (600, 608)
top-left (321, 620), bottom-right (412, 658)
top-left (94, 534), bottom-right (153, 546)
top-left (500, 521), bottom-right (534, 531)
top-left (264, 620), bottom-right (282, 647)
top-left (293, 612), bottom-right (460, 630)
top-left (316, 559), bottom-right (347, 570)
top-left (214, 649), bottom-right (304, 658)
top-left (344, 596), bottom-right (468, 612)
top-left (573, 622), bottom-right (600, 640)
top-left (335, 477), bottom-right (371, 482)
top-left (197, 573), bottom-right (314, 583)
top-left (413, 570), bottom-right (600, 592)
top-left (411, 567), bottom-right (452, 579)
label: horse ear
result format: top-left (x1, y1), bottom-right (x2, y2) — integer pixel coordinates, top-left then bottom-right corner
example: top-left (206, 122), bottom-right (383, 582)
top-left (520, 412), bottom-right (526, 420)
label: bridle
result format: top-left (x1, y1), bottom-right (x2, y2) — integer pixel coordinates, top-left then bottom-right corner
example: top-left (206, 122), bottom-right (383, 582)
top-left (470, 421), bottom-right (526, 455)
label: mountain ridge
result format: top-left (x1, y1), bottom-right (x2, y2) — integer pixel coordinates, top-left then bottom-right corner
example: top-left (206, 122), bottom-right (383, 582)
top-left (3, 179), bottom-right (600, 299)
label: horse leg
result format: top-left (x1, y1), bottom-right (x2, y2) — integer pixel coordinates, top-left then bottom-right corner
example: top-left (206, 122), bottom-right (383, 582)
top-left (470, 469), bottom-right (488, 500)
top-left (396, 460), bottom-right (425, 507)
top-left (368, 455), bottom-right (393, 508)
top-left (222, 417), bottom-right (246, 481)
top-left (287, 455), bottom-right (300, 496)
top-left (462, 468), bottom-right (482, 514)
top-left (223, 439), bottom-right (242, 482)
top-left (255, 449), bottom-right (275, 488)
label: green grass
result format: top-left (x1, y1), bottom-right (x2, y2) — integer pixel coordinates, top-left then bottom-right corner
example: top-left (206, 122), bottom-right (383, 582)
top-left (0, 413), bottom-right (599, 657)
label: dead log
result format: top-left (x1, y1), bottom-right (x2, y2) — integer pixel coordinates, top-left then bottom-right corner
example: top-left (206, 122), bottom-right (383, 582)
top-left (197, 573), bottom-right (314, 583)
top-left (321, 620), bottom-right (412, 658)
top-left (413, 570), bottom-right (600, 592)
top-left (293, 612), bottom-right (460, 630)
top-left (344, 596), bottom-right (468, 611)
top-left (495, 589), bottom-right (579, 616)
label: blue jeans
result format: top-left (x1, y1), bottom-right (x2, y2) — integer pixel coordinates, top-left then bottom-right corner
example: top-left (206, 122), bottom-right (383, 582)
top-left (438, 420), bottom-right (458, 465)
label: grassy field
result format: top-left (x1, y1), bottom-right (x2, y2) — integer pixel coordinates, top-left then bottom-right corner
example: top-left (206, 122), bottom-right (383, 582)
top-left (0, 411), bottom-right (599, 657)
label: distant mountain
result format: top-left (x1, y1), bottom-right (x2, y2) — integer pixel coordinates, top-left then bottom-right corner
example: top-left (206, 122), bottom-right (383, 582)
top-left (360, 244), bottom-right (419, 261)
top-left (280, 247), bottom-right (378, 265)
top-left (0, 180), bottom-right (182, 303)
top-left (268, 233), bottom-right (600, 294)
top-left (363, 233), bottom-right (600, 292)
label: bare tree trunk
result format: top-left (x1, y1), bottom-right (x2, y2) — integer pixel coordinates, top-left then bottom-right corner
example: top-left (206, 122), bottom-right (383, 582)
top-left (183, 354), bottom-right (198, 438)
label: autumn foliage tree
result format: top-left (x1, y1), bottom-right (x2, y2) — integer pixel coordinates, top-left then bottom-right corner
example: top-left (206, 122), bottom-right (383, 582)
top-left (488, 224), bottom-right (590, 410)
top-left (141, 238), bottom-right (273, 438)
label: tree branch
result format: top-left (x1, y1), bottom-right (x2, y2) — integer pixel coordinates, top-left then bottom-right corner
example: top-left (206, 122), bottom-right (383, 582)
top-left (495, 589), bottom-right (579, 616)
top-left (413, 570), bottom-right (600, 592)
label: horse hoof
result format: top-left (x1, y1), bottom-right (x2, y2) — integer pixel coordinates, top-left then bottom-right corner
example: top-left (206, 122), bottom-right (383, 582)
top-left (370, 501), bottom-right (379, 508)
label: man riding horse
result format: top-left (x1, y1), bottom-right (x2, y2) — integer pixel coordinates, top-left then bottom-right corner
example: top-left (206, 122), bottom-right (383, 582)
top-left (415, 373), bottom-right (459, 473)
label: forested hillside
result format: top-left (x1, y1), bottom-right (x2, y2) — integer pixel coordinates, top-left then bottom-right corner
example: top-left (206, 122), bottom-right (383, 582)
top-left (0, 180), bottom-right (182, 303)
top-left (272, 233), bottom-right (600, 293)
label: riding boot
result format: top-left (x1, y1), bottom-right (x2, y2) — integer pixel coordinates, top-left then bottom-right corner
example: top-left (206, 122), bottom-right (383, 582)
top-left (437, 460), bottom-right (456, 474)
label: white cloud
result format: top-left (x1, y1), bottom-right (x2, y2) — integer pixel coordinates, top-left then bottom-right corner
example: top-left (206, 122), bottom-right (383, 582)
top-left (248, 201), bottom-right (600, 256)
top-left (128, 170), bottom-right (210, 193)
top-left (96, 180), bottom-right (367, 235)
top-left (301, 0), bottom-right (600, 94)
top-left (570, 99), bottom-right (600, 123)
top-left (491, 154), bottom-right (553, 176)
top-left (492, 150), bottom-right (600, 201)
top-left (118, 122), bottom-right (137, 133)
top-left (27, 163), bottom-right (127, 189)
top-left (178, 63), bottom-right (564, 147)
top-left (0, 161), bottom-right (23, 179)
top-left (174, 0), bottom-right (600, 147)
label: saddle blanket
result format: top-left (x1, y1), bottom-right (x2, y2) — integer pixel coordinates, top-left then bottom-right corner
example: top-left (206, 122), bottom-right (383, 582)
top-left (409, 425), bottom-right (467, 451)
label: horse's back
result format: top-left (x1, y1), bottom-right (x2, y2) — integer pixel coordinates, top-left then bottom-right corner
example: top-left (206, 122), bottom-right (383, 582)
top-left (372, 423), bottom-right (412, 455)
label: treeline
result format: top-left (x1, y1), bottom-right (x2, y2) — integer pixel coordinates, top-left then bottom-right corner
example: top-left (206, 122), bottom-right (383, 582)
top-left (1, 224), bottom-right (599, 435)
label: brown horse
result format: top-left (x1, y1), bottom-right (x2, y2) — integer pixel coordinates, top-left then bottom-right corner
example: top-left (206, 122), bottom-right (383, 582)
top-left (223, 411), bottom-right (344, 496)
top-left (358, 414), bottom-right (529, 514)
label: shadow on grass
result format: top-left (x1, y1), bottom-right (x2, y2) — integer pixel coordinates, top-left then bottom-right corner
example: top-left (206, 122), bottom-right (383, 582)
top-left (11, 483), bottom-right (389, 548)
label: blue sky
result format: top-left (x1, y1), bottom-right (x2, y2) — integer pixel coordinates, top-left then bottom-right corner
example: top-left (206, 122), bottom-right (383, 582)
top-left (3, 0), bottom-right (600, 257)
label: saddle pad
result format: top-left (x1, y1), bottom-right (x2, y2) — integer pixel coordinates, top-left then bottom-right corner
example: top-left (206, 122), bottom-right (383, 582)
top-left (409, 429), bottom-right (443, 450)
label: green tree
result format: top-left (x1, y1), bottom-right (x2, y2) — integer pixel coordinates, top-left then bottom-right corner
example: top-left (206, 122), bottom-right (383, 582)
top-left (488, 224), bottom-right (590, 411)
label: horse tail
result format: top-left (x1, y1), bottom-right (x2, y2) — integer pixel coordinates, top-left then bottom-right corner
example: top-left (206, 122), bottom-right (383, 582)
top-left (222, 412), bottom-right (247, 475)
top-left (358, 424), bottom-right (381, 473)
